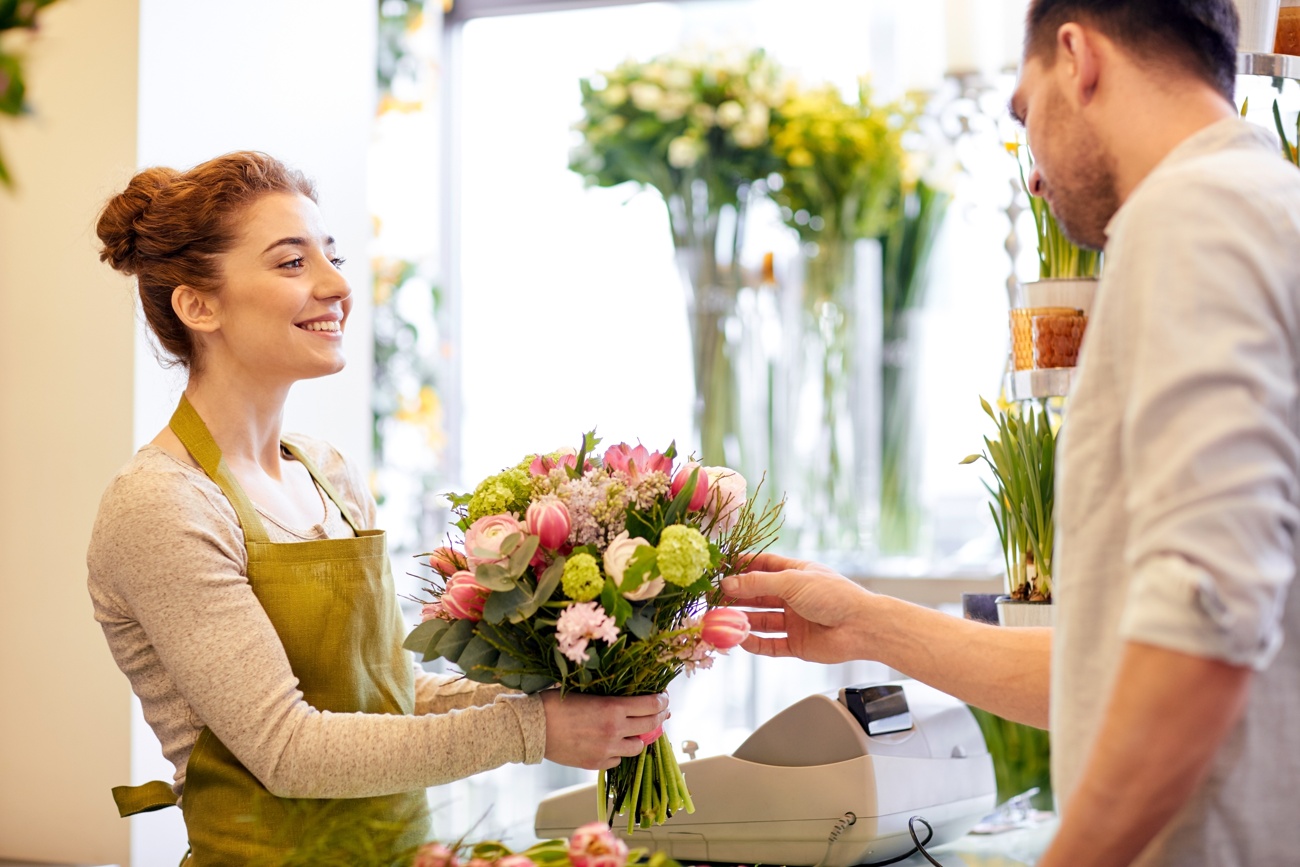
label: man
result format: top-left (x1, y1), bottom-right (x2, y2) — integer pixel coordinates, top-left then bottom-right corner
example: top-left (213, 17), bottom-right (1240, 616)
top-left (723, 2), bottom-right (1300, 865)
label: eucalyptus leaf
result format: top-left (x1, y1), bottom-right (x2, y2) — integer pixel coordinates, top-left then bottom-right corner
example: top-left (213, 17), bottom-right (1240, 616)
top-left (474, 563), bottom-right (517, 592)
top-left (626, 604), bottom-right (655, 640)
top-left (513, 557), bottom-right (565, 623)
top-left (402, 618), bottom-right (449, 658)
top-left (553, 645), bottom-right (569, 678)
top-left (433, 618), bottom-right (475, 662)
top-left (457, 635), bottom-right (500, 677)
top-left (506, 534), bottom-right (541, 578)
top-left (483, 584), bottom-right (529, 624)
top-left (498, 532), bottom-right (522, 558)
top-left (521, 674), bottom-right (554, 695)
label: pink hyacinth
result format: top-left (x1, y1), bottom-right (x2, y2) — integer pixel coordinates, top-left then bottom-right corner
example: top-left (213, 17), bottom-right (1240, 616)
top-left (603, 443), bottom-right (672, 482)
top-left (411, 843), bottom-right (458, 867)
top-left (526, 496), bottom-right (572, 550)
top-left (556, 601), bottom-right (620, 664)
top-left (568, 821), bottom-right (629, 867)
top-left (442, 571), bottom-right (490, 621)
top-left (670, 461), bottom-right (710, 511)
top-left (701, 607), bottom-right (751, 650)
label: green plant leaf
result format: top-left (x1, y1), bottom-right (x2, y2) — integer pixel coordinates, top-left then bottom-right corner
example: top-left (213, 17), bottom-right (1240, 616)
top-left (483, 584), bottom-right (529, 624)
top-left (552, 645), bottom-right (569, 678)
top-left (401, 618), bottom-right (449, 658)
top-left (521, 674), bottom-right (554, 694)
top-left (433, 618), bottom-right (475, 662)
top-left (474, 563), bottom-right (517, 592)
top-left (512, 556), bottom-right (564, 623)
top-left (506, 534), bottom-right (541, 578)
top-left (626, 603), bottom-right (655, 640)
top-left (457, 635), bottom-right (500, 677)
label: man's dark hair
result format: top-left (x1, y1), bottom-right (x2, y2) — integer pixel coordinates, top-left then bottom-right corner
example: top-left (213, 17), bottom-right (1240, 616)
top-left (1026, 0), bottom-right (1239, 101)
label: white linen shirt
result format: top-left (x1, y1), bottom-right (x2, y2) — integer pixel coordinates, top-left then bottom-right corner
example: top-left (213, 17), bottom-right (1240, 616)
top-left (1052, 119), bottom-right (1300, 866)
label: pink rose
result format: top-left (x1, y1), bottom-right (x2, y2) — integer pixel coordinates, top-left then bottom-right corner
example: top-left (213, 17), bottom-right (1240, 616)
top-left (442, 570), bottom-right (489, 621)
top-left (703, 466), bottom-right (747, 534)
top-left (604, 443), bottom-right (672, 482)
top-left (412, 843), bottom-right (459, 867)
top-left (420, 601), bottom-right (445, 622)
top-left (429, 546), bottom-right (466, 578)
top-left (526, 496), bottom-right (572, 550)
top-left (670, 461), bottom-right (710, 511)
top-left (701, 607), bottom-right (751, 650)
top-left (568, 821), bottom-right (628, 867)
top-left (603, 531), bottom-right (663, 601)
top-left (496, 857), bottom-right (537, 867)
top-left (465, 513), bottom-right (525, 569)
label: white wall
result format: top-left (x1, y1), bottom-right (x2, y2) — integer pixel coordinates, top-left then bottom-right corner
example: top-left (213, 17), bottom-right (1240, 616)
top-left (0, 2), bottom-right (376, 864)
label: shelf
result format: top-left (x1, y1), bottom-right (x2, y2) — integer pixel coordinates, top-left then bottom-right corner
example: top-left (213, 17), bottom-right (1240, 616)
top-left (1238, 52), bottom-right (1300, 79)
top-left (1009, 367), bottom-right (1076, 401)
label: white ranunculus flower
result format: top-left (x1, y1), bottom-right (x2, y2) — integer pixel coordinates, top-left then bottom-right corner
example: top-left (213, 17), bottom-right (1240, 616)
top-left (668, 135), bottom-right (703, 169)
top-left (630, 82), bottom-right (663, 112)
top-left (604, 530), bottom-right (663, 601)
top-left (745, 103), bottom-right (770, 129)
top-left (601, 83), bottom-right (628, 108)
top-left (716, 100), bottom-right (744, 128)
top-left (731, 123), bottom-right (766, 149)
top-left (703, 466), bottom-right (748, 536)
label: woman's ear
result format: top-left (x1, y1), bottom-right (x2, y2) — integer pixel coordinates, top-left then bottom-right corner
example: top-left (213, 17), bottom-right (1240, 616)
top-left (172, 285), bottom-right (220, 333)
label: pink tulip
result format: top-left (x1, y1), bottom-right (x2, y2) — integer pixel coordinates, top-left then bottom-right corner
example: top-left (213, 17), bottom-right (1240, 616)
top-left (604, 443), bottom-right (672, 481)
top-left (465, 513), bottom-right (524, 569)
top-left (429, 546), bottom-right (466, 578)
top-left (412, 843), bottom-right (459, 867)
top-left (442, 570), bottom-right (490, 621)
top-left (568, 821), bottom-right (629, 867)
top-left (670, 461), bottom-right (710, 511)
top-left (701, 607), bottom-right (750, 650)
top-left (526, 497), bottom-right (572, 550)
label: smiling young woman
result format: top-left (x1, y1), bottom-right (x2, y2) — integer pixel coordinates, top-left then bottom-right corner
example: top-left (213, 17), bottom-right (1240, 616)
top-left (87, 152), bottom-right (669, 863)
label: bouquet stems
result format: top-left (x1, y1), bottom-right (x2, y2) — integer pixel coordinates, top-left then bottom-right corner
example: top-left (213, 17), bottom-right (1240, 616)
top-left (598, 733), bottom-right (694, 832)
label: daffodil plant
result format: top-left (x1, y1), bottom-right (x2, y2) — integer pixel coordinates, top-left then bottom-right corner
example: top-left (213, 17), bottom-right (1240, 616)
top-left (1009, 142), bottom-right (1101, 280)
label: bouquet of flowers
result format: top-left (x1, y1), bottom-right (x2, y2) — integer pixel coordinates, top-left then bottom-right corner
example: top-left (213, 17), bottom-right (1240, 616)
top-left (404, 433), bottom-right (782, 832)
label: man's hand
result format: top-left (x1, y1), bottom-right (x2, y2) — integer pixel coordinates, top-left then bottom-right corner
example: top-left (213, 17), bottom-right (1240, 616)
top-left (722, 552), bottom-right (876, 664)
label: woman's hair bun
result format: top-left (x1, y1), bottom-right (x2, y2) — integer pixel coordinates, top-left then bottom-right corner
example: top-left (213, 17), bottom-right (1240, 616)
top-left (96, 166), bottom-right (181, 275)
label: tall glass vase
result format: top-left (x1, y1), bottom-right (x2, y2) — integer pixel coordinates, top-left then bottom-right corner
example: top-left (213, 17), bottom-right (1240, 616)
top-left (668, 180), bottom-right (749, 469)
top-left (878, 309), bottom-right (923, 557)
top-left (784, 235), bottom-right (881, 566)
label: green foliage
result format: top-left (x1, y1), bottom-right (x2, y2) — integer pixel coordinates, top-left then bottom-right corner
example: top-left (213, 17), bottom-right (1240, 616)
top-left (969, 706), bottom-right (1053, 811)
top-left (1273, 99), bottom-right (1300, 167)
top-left (376, 0), bottom-right (426, 95)
top-left (961, 398), bottom-right (1057, 601)
top-left (0, 0), bottom-right (62, 188)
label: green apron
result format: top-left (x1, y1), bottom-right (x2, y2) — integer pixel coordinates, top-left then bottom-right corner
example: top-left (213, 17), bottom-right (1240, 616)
top-left (112, 395), bottom-right (430, 864)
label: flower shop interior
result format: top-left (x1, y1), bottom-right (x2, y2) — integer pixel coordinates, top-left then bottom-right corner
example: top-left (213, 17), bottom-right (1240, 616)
top-left (3, 1), bottom-right (1298, 866)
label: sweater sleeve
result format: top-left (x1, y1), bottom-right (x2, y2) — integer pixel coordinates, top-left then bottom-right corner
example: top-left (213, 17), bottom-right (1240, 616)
top-left (88, 450), bottom-right (546, 800)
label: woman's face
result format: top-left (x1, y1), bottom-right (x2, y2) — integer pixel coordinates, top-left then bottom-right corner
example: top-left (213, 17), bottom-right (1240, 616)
top-left (201, 192), bottom-right (352, 385)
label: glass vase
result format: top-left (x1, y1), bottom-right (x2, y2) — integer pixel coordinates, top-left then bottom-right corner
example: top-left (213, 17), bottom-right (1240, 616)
top-left (783, 235), bottom-right (881, 567)
top-left (667, 180), bottom-right (749, 470)
top-left (877, 307), bottom-right (924, 558)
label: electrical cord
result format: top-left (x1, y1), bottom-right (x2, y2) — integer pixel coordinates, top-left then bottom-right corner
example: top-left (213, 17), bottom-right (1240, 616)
top-left (859, 815), bottom-right (944, 866)
top-left (814, 812), bottom-right (857, 867)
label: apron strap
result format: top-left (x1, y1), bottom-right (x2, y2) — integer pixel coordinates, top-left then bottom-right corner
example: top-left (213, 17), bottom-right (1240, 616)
top-left (169, 395), bottom-right (270, 543)
top-left (280, 440), bottom-right (365, 536)
top-left (112, 780), bottom-right (179, 817)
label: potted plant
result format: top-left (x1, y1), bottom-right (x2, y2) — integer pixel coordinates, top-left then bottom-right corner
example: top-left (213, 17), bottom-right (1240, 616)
top-left (961, 397), bottom-right (1056, 627)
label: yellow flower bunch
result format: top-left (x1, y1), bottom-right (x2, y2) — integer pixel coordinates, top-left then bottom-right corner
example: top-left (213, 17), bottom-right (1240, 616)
top-left (770, 81), bottom-right (911, 242)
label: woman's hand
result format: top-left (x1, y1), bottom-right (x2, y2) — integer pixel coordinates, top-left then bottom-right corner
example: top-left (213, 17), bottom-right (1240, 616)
top-left (540, 691), bottom-right (670, 770)
top-left (721, 551), bottom-right (875, 665)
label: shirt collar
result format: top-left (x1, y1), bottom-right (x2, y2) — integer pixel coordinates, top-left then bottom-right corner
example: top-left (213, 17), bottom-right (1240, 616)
top-left (1104, 118), bottom-right (1279, 241)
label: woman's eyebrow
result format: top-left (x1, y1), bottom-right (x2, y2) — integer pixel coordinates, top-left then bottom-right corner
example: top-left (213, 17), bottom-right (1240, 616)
top-left (261, 235), bottom-right (336, 255)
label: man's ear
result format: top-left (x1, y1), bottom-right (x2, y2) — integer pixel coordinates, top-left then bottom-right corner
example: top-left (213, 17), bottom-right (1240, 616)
top-left (172, 285), bottom-right (220, 334)
top-left (1056, 22), bottom-right (1102, 107)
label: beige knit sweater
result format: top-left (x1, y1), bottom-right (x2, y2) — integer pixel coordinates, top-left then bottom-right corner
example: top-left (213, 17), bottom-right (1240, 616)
top-left (87, 437), bottom-right (546, 800)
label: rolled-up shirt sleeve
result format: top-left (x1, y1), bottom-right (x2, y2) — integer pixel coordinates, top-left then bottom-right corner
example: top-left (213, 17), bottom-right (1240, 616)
top-left (1115, 178), bottom-right (1300, 669)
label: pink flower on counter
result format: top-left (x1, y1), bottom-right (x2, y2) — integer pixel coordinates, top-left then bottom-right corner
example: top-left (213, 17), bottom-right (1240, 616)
top-left (428, 546), bottom-right (466, 578)
top-left (603, 530), bottom-right (663, 601)
top-left (604, 443), bottom-right (672, 482)
top-left (412, 843), bottom-right (458, 867)
top-left (530, 447), bottom-right (578, 477)
top-left (420, 600), bottom-right (446, 622)
top-left (700, 607), bottom-right (750, 650)
top-left (464, 513), bottom-right (524, 569)
top-left (568, 821), bottom-right (629, 867)
top-left (526, 496), bottom-right (572, 550)
top-left (670, 461), bottom-right (710, 512)
top-left (496, 856), bottom-right (537, 867)
top-left (556, 601), bottom-right (620, 664)
top-left (703, 466), bottom-right (747, 535)
top-left (442, 571), bottom-right (490, 621)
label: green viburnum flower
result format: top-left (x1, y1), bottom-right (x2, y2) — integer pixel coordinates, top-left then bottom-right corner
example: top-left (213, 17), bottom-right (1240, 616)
top-left (562, 553), bottom-right (604, 602)
top-left (468, 467), bottom-right (533, 521)
top-left (657, 524), bottom-right (710, 587)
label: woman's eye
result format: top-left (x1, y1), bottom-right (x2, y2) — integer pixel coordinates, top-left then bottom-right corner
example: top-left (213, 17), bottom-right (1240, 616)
top-left (279, 257), bottom-right (305, 270)
top-left (331, 257), bottom-right (347, 269)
